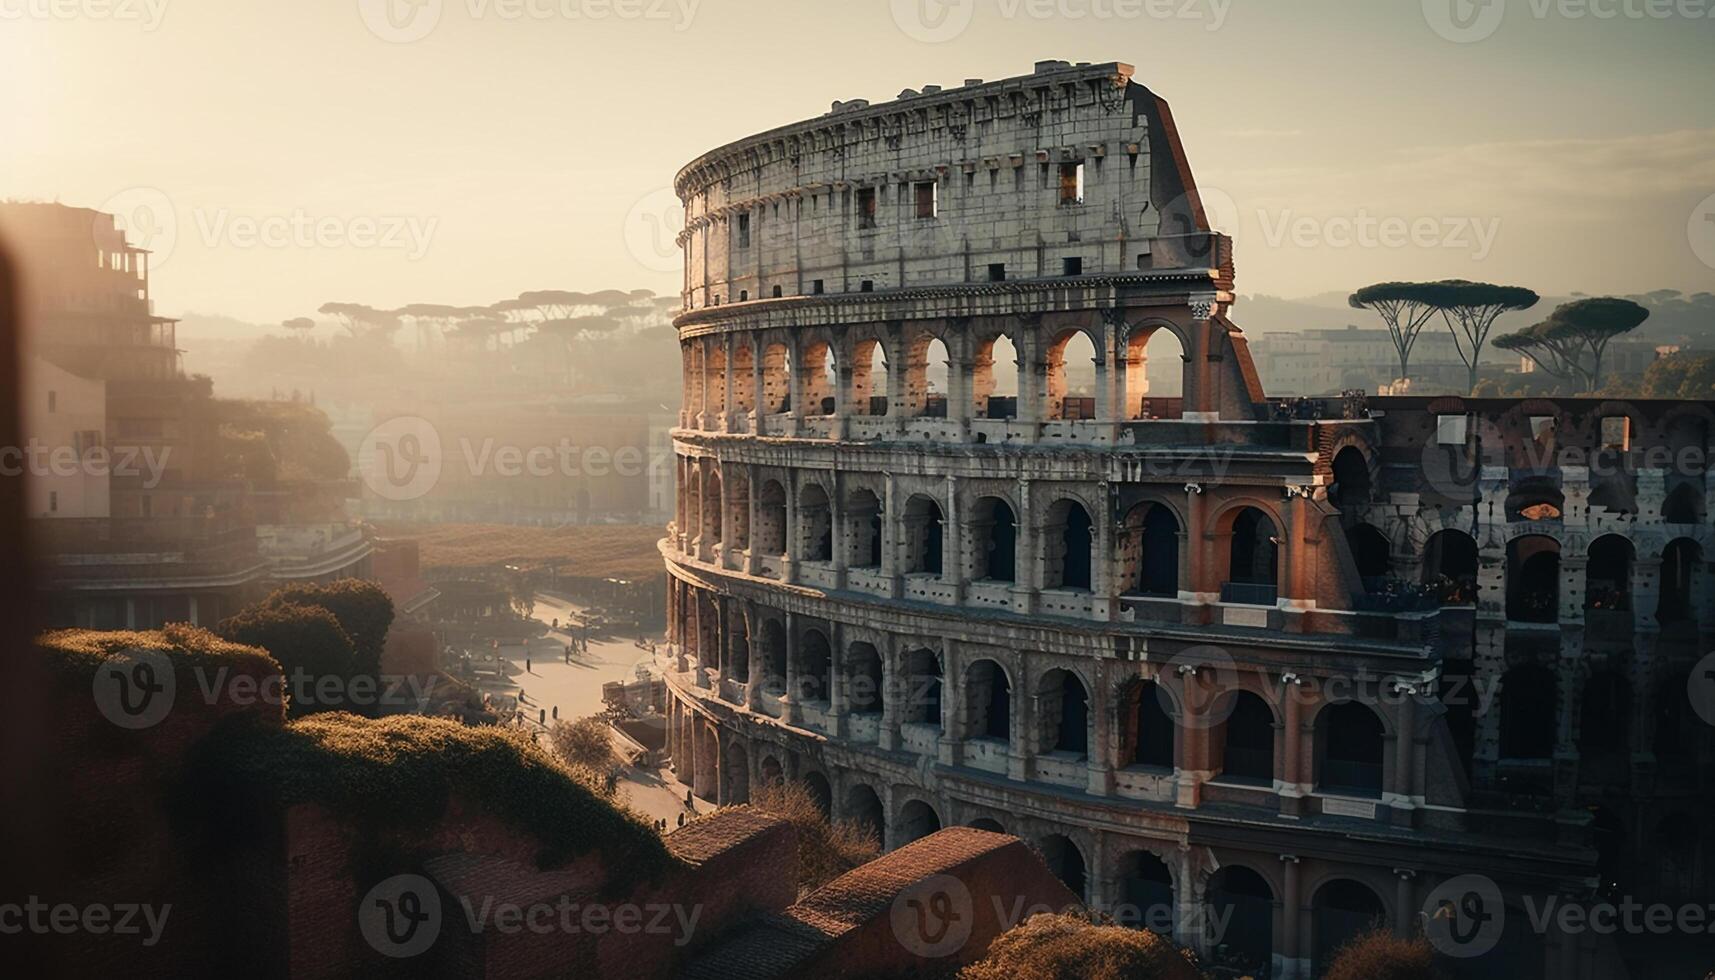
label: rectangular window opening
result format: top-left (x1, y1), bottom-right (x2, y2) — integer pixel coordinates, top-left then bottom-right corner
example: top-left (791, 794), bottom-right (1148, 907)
top-left (857, 187), bottom-right (877, 229)
top-left (915, 181), bottom-right (938, 219)
top-left (1060, 162), bottom-right (1085, 205)
top-left (1062, 256), bottom-right (1083, 276)
top-left (987, 264), bottom-right (1007, 283)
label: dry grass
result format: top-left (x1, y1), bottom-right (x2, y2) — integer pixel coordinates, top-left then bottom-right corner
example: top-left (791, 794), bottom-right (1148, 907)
top-left (727, 781), bottom-right (880, 896)
top-left (960, 912), bottom-right (1206, 980)
top-left (1323, 929), bottom-right (1443, 980)
top-left (375, 522), bottom-right (666, 578)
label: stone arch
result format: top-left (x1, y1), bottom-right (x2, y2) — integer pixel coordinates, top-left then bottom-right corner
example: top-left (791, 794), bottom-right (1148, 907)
top-left (1212, 689), bottom-right (1276, 784)
top-left (759, 618), bottom-right (788, 704)
top-left (758, 752), bottom-right (784, 787)
top-left (1507, 534), bottom-right (1561, 622)
top-left (903, 333), bottom-right (952, 417)
top-left (800, 336), bottom-right (837, 416)
top-left (843, 486), bottom-right (883, 568)
top-left (845, 782), bottom-right (885, 843)
top-left (1037, 666), bottom-right (1091, 758)
top-left (1122, 319), bottom-right (1188, 417)
top-left (900, 493), bottom-right (946, 575)
top-left (801, 770), bottom-right (832, 817)
top-left (1329, 445), bottom-right (1375, 510)
top-left (1314, 700), bottom-right (1386, 796)
top-left (846, 641), bottom-right (884, 715)
top-left (1042, 497), bottom-right (1095, 592)
top-left (896, 797), bottom-right (941, 846)
top-left (723, 467), bottom-right (751, 551)
top-left (722, 740), bottom-right (751, 804)
top-left (1213, 502), bottom-right (1282, 604)
top-left (1578, 667), bottom-right (1631, 759)
top-left (1585, 534), bottom-right (1634, 612)
top-left (1119, 499), bottom-right (1182, 597)
top-left (755, 479), bottom-right (788, 557)
top-left (1205, 865), bottom-right (1274, 976)
top-left (1046, 327), bottom-right (1100, 421)
top-left (725, 612), bottom-right (750, 683)
top-left (1114, 848), bottom-right (1176, 934)
top-left (1500, 662), bottom-right (1557, 760)
top-left (794, 627), bottom-right (832, 705)
top-left (1120, 677), bottom-right (1177, 769)
top-left (1506, 478), bottom-right (1564, 522)
top-left (797, 481), bottom-right (834, 562)
top-left (1421, 528), bottom-right (1478, 603)
top-left (967, 495), bottom-right (1019, 583)
top-left (972, 331), bottom-right (1020, 419)
top-left (761, 341), bottom-right (792, 414)
top-left (1039, 833), bottom-right (1088, 901)
top-left (851, 335), bottom-right (890, 417)
top-left (901, 647), bottom-right (943, 728)
top-left (694, 591), bottom-right (719, 670)
top-left (730, 340), bottom-right (756, 414)
top-left (702, 467), bottom-right (724, 546)
top-left (968, 816), bottom-right (1006, 833)
top-left (702, 339), bottom-right (728, 418)
top-left (1657, 537), bottom-right (1703, 624)
top-left (1348, 522), bottom-right (1392, 583)
top-left (1662, 482), bottom-right (1705, 524)
top-left (962, 658), bottom-right (1012, 741)
top-left (1311, 878), bottom-right (1388, 976)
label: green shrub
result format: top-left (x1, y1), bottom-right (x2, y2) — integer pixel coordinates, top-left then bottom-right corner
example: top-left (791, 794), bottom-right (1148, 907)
top-left (960, 912), bottom-right (1205, 980)
top-left (548, 716), bottom-right (615, 772)
top-left (262, 579), bottom-right (395, 677)
top-left (216, 603), bottom-right (356, 716)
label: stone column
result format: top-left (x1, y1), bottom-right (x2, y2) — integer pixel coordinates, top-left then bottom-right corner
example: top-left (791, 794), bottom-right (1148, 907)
top-left (751, 335), bottom-right (766, 431)
top-left (783, 612), bottom-right (802, 724)
top-left (949, 323), bottom-right (973, 440)
top-left (883, 472), bottom-right (902, 599)
top-left (744, 602), bottom-right (764, 710)
top-left (1393, 869), bottom-right (1416, 935)
top-left (1392, 685), bottom-right (1418, 826)
top-left (1281, 677), bottom-right (1306, 818)
top-left (944, 474), bottom-right (964, 603)
top-left (1012, 478), bottom-right (1039, 614)
top-left (938, 641), bottom-right (961, 766)
top-left (698, 338), bottom-right (711, 429)
top-left (1093, 483), bottom-right (1116, 621)
top-left (832, 470), bottom-right (849, 589)
top-left (1007, 654), bottom-right (1030, 782)
top-left (879, 637), bottom-right (902, 751)
top-left (1086, 659), bottom-right (1114, 796)
top-left (722, 333), bottom-right (736, 432)
top-left (1280, 855), bottom-right (1304, 980)
top-left (833, 347), bottom-right (852, 440)
top-left (745, 464), bottom-right (761, 574)
top-left (783, 471), bottom-right (799, 584)
top-left (830, 621), bottom-right (849, 738)
top-left (788, 337), bottom-right (805, 437)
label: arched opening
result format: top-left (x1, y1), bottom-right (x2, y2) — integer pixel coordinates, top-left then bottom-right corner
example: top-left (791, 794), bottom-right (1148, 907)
top-left (1507, 535), bottom-right (1561, 622)
top-left (1043, 499), bottom-right (1094, 592)
top-left (1038, 669), bottom-right (1089, 758)
top-left (795, 629), bottom-right (832, 705)
top-left (1654, 672), bottom-right (1696, 760)
top-left (1206, 866), bottom-right (1273, 977)
top-left (800, 771), bottom-right (832, 817)
top-left (730, 343), bottom-right (756, 415)
top-left (797, 483), bottom-right (833, 562)
top-left (852, 338), bottom-right (889, 416)
top-left (897, 799), bottom-right (941, 846)
top-left (1348, 523), bottom-right (1391, 584)
top-left (1578, 670), bottom-right (1631, 760)
top-left (694, 593), bottom-right (719, 670)
top-left (1330, 447), bottom-right (1373, 509)
top-left (844, 488), bottom-right (883, 568)
top-left (901, 495), bottom-right (944, 576)
top-left (762, 342), bottom-right (791, 414)
top-left (759, 754), bottom-right (783, 787)
top-left (903, 334), bottom-right (951, 418)
top-left (1585, 535), bottom-right (1633, 612)
top-left (702, 342), bottom-right (727, 420)
top-left (1121, 503), bottom-right (1181, 597)
top-left (1039, 834), bottom-right (1087, 901)
top-left (902, 648), bottom-right (942, 729)
top-left (702, 469), bottom-right (724, 546)
top-left (963, 659), bottom-right (1011, 741)
top-left (969, 497), bottom-right (1018, 583)
top-left (847, 642), bottom-right (884, 715)
top-left (973, 334), bottom-right (1019, 420)
top-left (724, 469), bottom-right (751, 552)
top-left (1421, 528), bottom-right (1478, 604)
top-left (1656, 538), bottom-right (1702, 625)
top-left (968, 817), bottom-right (1005, 833)
top-left (755, 480), bottom-right (788, 558)
top-left (760, 620), bottom-right (787, 702)
top-left (722, 742), bottom-right (750, 804)
top-left (845, 784), bottom-right (885, 844)
top-left (1662, 483), bottom-right (1704, 524)
top-left (1116, 851), bottom-right (1175, 935)
top-left (1215, 691), bottom-right (1275, 784)
top-left (802, 340), bottom-right (837, 416)
top-left (1124, 325), bottom-right (1185, 419)
top-left (1312, 879), bottom-right (1386, 977)
top-left (1123, 679), bottom-right (1176, 769)
top-left (1047, 330), bottom-right (1098, 421)
top-left (1223, 507), bottom-right (1280, 605)
top-left (1316, 702), bottom-right (1384, 797)
top-left (726, 616), bottom-right (750, 683)
top-left (1500, 662), bottom-right (1557, 761)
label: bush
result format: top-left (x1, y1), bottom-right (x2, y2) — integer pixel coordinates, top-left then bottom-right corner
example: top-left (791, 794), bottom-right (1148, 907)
top-left (216, 603), bottom-right (356, 716)
top-left (262, 579), bottom-right (394, 677)
top-left (732, 781), bottom-right (879, 895)
top-left (548, 716), bottom-right (615, 772)
top-left (959, 912), bottom-right (1205, 980)
top-left (1324, 929), bottom-right (1443, 980)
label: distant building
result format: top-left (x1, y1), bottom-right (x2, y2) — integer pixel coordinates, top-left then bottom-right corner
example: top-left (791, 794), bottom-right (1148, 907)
top-left (1251, 325), bottom-right (1466, 396)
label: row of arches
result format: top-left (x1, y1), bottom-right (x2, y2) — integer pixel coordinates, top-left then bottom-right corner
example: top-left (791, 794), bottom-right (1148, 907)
top-left (680, 318), bottom-right (1187, 426)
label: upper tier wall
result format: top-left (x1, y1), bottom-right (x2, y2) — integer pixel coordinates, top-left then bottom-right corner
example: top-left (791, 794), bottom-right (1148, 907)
top-left (675, 61), bottom-right (1211, 310)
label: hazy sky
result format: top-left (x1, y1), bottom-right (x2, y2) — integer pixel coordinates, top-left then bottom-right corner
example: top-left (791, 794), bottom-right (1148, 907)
top-left (3, 0), bottom-right (1712, 324)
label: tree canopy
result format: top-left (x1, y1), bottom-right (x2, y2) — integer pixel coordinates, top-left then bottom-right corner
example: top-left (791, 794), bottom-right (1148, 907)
top-left (216, 603), bottom-right (356, 717)
top-left (1494, 297), bottom-right (1649, 391)
top-left (1349, 282), bottom-right (1443, 384)
top-left (261, 580), bottom-right (395, 678)
top-left (1419, 280), bottom-right (1540, 393)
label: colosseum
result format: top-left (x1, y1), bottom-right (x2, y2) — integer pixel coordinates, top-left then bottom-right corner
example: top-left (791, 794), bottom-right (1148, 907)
top-left (657, 60), bottom-right (1714, 978)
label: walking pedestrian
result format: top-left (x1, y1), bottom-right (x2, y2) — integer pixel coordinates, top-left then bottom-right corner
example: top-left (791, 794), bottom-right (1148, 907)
top-left (526, 656), bottom-right (532, 674)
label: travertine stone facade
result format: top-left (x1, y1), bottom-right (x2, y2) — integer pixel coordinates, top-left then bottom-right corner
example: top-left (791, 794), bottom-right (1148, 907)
top-left (659, 62), bottom-right (1715, 979)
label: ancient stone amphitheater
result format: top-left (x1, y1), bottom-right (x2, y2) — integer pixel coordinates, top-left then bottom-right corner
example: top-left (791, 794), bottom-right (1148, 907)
top-left (658, 60), bottom-right (1713, 979)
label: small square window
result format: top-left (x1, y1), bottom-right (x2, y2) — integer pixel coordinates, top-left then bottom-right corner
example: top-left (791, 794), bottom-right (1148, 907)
top-left (1436, 414), bottom-right (1469, 446)
top-left (812, 280), bottom-right (825, 295)
top-left (1062, 256), bottom-right (1083, 276)
top-left (771, 285), bottom-right (783, 298)
top-left (1600, 416), bottom-right (1631, 451)
top-left (860, 280), bottom-right (874, 293)
top-left (738, 290), bottom-right (748, 302)
top-left (987, 264), bottom-right (1007, 282)
top-left (914, 181), bottom-right (938, 219)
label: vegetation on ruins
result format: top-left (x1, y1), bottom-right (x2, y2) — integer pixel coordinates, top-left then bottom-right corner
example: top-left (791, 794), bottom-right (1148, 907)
top-left (1322, 929), bottom-right (1445, 980)
top-left (216, 602), bottom-right (357, 717)
top-left (958, 912), bottom-right (1205, 980)
top-left (260, 579), bottom-right (395, 678)
top-left (175, 712), bottom-right (676, 881)
top-left (548, 715), bottom-right (616, 773)
top-left (720, 781), bottom-right (880, 895)
top-left (39, 623), bottom-right (280, 692)
top-left (1494, 297), bottom-right (1650, 392)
